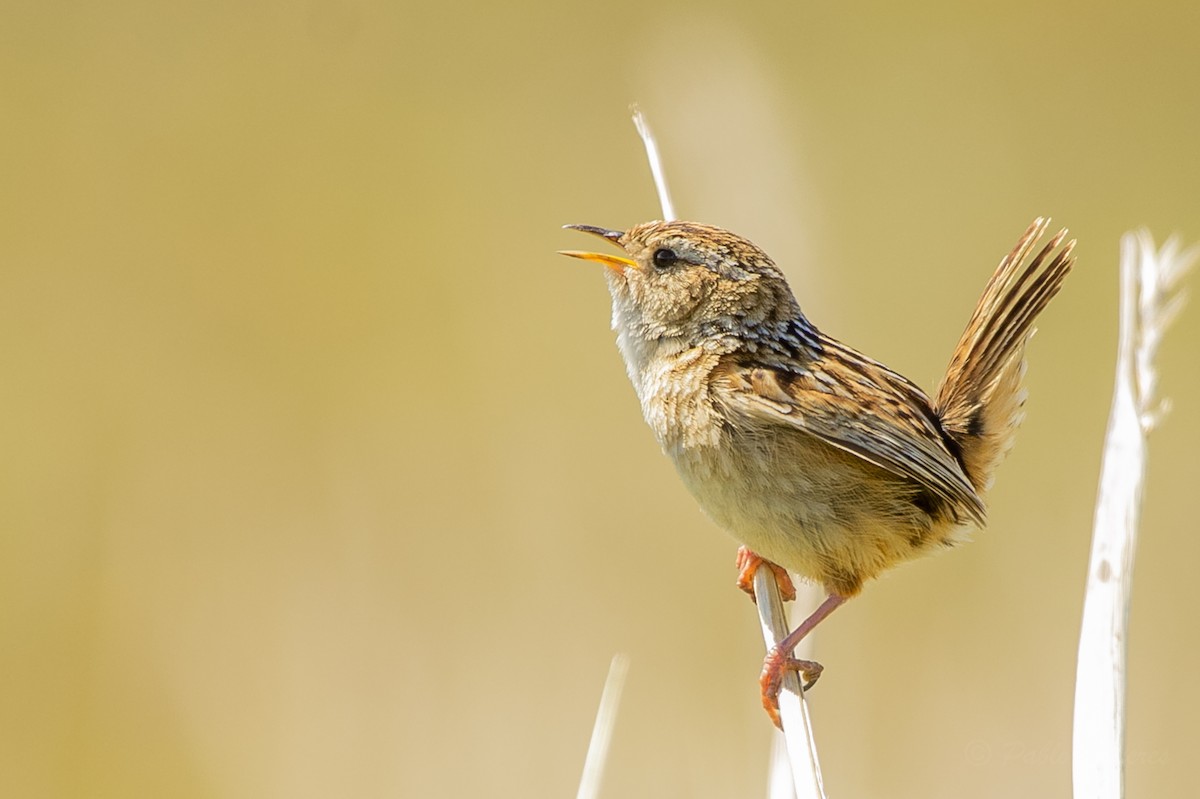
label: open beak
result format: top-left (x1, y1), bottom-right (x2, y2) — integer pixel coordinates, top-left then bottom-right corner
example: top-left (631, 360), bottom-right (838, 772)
top-left (559, 224), bottom-right (637, 272)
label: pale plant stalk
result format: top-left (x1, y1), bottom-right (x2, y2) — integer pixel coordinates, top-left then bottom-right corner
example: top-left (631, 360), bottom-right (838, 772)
top-left (633, 107), bottom-right (825, 799)
top-left (577, 654), bottom-right (631, 799)
top-left (753, 570), bottom-right (828, 799)
top-left (766, 581), bottom-right (826, 799)
top-left (1072, 231), bottom-right (1195, 799)
top-left (631, 107), bottom-right (676, 221)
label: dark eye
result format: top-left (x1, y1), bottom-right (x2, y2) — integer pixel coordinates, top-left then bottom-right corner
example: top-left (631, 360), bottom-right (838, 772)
top-left (652, 247), bottom-right (677, 270)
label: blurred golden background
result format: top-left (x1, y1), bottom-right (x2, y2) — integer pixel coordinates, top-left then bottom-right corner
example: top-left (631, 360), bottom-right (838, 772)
top-left (2, 2), bottom-right (1197, 797)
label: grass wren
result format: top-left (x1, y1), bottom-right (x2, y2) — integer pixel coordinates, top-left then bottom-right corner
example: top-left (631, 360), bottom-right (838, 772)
top-left (561, 218), bottom-right (1075, 727)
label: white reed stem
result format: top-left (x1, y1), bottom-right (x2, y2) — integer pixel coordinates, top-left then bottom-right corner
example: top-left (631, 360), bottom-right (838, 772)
top-left (754, 570), bottom-right (828, 799)
top-left (632, 106), bottom-right (824, 799)
top-left (1072, 230), bottom-right (1195, 799)
top-left (577, 654), bottom-right (631, 799)
top-left (631, 106), bottom-right (677, 221)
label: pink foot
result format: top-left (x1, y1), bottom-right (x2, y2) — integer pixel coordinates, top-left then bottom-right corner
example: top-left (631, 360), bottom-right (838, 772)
top-left (759, 647), bottom-right (824, 729)
top-left (735, 546), bottom-right (796, 603)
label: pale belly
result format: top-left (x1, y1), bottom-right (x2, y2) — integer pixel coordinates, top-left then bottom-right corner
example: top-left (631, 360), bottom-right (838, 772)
top-left (668, 428), bottom-right (960, 596)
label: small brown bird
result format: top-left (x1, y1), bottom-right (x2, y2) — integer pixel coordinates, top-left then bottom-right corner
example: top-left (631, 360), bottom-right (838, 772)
top-left (561, 218), bottom-right (1075, 727)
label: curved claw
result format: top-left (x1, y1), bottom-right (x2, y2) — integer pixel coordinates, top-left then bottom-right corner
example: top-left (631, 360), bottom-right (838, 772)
top-left (759, 646), bottom-right (824, 729)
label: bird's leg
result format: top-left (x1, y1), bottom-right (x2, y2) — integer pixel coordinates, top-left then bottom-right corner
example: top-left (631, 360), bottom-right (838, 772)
top-left (760, 592), bottom-right (848, 729)
top-left (735, 546), bottom-right (796, 602)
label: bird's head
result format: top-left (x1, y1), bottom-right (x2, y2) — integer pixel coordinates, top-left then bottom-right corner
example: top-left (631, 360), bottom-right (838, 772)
top-left (560, 220), bottom-right (802, 348)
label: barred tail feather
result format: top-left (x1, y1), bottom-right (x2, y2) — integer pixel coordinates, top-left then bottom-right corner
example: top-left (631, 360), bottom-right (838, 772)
top-left (934, 218), bottom-right (1077, 492)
